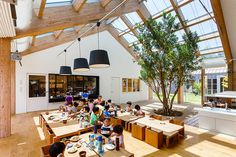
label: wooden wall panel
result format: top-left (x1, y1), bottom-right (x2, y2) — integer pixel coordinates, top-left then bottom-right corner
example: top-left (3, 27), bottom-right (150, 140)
top-left (0, 38), bottom-right (11, 138)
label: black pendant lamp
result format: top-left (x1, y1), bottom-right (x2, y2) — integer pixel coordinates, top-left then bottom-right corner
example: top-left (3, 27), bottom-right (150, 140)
top-left (89, 22), bottom-right (110, 68)
top-left (59, 50), bottom-right (72, 75)
top-left (73, 38), bottom-right (89, 72)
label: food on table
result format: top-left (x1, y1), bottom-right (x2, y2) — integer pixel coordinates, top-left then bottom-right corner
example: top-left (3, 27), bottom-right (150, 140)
top-left (70, 135), bottom-right (80, 142)
top-left (67, 146), bottom-right (78, 154)
top-left (104, 144), bottom-right (115, 150)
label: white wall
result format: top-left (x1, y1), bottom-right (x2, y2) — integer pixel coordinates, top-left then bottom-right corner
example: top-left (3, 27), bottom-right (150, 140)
top-left (16, 31), bottom-right (148, 114)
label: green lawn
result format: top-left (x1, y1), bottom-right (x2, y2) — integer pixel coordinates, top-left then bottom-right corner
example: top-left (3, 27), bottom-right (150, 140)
top-left (153, 92), bottom-right (201, 105)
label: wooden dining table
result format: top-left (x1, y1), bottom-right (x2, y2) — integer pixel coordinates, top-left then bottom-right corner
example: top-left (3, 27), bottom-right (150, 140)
top-left (40, 111), bottom-right (93, 142)
top-left (64, 132), bottom-right (134, 157)
top-left (134, 116), bottom-right (183, 134)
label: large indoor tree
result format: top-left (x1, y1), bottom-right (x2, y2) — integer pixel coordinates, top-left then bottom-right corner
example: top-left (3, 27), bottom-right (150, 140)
top-left (134, 13), bottom-right (201, 116)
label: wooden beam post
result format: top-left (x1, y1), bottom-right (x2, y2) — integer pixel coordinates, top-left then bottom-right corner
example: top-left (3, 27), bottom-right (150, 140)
top-left (201, 68), bottom-right (205, 106)
top-left (0, 38), bottom-right (12, 138)
top-left (210, 0), bottom-right (232, 64)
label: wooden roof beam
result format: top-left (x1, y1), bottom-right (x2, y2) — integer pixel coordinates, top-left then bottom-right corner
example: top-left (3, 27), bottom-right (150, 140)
top-left (120, 15), bottom-right (139, 37)
top-left (100, 0), bottom-right (112, 8)
top-left (21, 24), bottom-right (107, 56)
top-left (72, 0), bottom-right (86, 12)
top-left (54, 30), bottom-right (64, 39)
top-left (15, 0), bottom-right (141, 39)
top-left (33, 0), bottom-right (46, 18)
top-left (210, 0), bottom-right (232, 63)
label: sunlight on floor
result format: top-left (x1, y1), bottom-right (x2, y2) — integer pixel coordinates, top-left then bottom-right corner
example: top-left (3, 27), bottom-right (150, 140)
top-left (212, 133), bottom-right (236, 144)
top-left (33, 116), bottom-right (40, 126)
top-left (185, 140), bottom-right (236, 157)
top-left (36, 127), bottom-right (45, 141)
top-left (186, 125), bottom-right (209, 135)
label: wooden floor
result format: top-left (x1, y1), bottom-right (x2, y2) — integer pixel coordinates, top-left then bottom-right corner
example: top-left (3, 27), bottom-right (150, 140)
top-left (0, 112), bottom-right (236, 157)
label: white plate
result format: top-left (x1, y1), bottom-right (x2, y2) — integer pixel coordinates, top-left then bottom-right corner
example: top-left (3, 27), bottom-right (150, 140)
top-left (104, 144), bottom-right (115, 150)
top-left (67, 147), bottom-right (78, 154)
top-left (70, 136), bottom-right (80, 142)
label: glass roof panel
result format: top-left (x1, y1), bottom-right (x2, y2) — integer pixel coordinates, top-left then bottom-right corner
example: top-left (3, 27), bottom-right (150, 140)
top-left (123, 33), bottom-right (138, 43)
top-left (144, 0), bottom-right (172, 16)
top-left (203, 52), bottom-right (225, 59)
top-left (125, 12), bottom-right (142, 26)
top-left (46, 0), bottom-right (72, 7)
top-left (189, 19), bottom-right (217, 36)
top-left (111, 18), bottom-right (129, 33)
top-left (198, 37), bottom-right (222, 50)
top-left (36, 32), bottom-right (54, 38)
top-left (180, 0), bottom-right (213, 21)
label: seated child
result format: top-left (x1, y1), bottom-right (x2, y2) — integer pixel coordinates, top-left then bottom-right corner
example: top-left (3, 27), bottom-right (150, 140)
top-left (49, 142), bottom-right (66, 157)
top-left (106, 99), bottom-right (112, 106)
top-left (71, 102), bottom-right (78, 113)
top-left (101, 118), bottom-right (113, 138)
top-left (134, 105), bottom-right (144, 116)
top-left (66, 102), bottom-right (73, 113)
top-left (88, 99), bottom-right (94, 113)
top-left (103, 105), bottom-right (111, 117)
top-left (82, 106), bottom-right (91, 122)
top-left (126, 101), bottom-right (132, 112)
top-left (111, 124), bottom-right (125, 148)
top-left (90, 106), bottom-right (101, 125)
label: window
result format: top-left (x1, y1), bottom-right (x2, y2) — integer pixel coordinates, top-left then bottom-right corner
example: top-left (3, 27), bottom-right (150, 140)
top-left (128, 79), bottom-right (132, 92)
top-left (207, 78), bottom-right (217, 94)
top-left (122, 78), bottom-right (141, 93)
top-left (122, 78), bottom-right (127, 92)
top-left (49, 74), bottom-right (99, 102)
top-left (29, 75), bottom-right (46, 98)
top-left (133, 79), bottom-right (140, 92)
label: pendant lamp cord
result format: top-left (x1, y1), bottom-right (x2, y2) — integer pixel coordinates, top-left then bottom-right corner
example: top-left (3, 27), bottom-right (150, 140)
top-left (78, 38), bottom-right (81, 58)
top-left (97, 22), bottom-right (100, 50)
top-left (64, 49), bottom-right (67, 66)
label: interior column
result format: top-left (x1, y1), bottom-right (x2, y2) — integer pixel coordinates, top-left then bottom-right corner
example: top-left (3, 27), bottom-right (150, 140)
top-left (0, 38), bottom-right (11, 138)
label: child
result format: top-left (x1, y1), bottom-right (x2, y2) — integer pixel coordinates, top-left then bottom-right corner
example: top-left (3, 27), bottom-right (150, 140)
top-left (88, 99), bottom-right (94, 113)
top-left (71, 102), bottom-right (78, 113)
top-left (134, 105), bottom-right (144, 116)
top-left (111, 125), bottom-right (125, 148)
top-left (66, 102), bottom-right (73, 113)
top-left (83, 106), bottom-right (91, 122)
top-left (49, 142), bottom-right (66, 157)
top-left (126, 101), bottom-right (132, 112)
top-left (101, 118), bottom-right (113, 138)
top-left (103, 105), bottom-right (111, 117)
top-left (106, 99), bottom-right (112, 107)
top-left (90, 106), bottom-right (100, 125)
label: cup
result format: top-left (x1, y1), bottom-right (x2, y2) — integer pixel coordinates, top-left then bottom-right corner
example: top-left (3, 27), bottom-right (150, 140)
top-left (79, 151), bottom-right (86, 157)
top-left (62, 119), bottom-right (67, 124)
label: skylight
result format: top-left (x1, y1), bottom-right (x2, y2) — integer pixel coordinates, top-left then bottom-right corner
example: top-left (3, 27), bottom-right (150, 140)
top-left (111, 18), bottom-right (129, 33)
top-left (125, 12), bottom-right (142, 26)
top-left (180, 0), bottom-right (213, 21)
top-left (189, 19), bottom-right (218, 36)
top-left (198, 37), bottom-right (222, 51)
top-left (123, 33), bottom-right (138, 44)
top-left (46, 0), bottom-right (72, 7)
top-left (144, 0), bottom-right (172, 16)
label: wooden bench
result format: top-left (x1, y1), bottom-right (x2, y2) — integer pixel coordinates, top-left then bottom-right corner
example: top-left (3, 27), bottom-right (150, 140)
top-left (41, 144), bottom-right (51, 157)
top-left (164, 131), bottom-right (179, 148)
top-left (169, 119), bottom-right (184, 137)
top-left (131, 122), bottom-right (146, 140)
top-left (145, 127), bottom-right (163, 149)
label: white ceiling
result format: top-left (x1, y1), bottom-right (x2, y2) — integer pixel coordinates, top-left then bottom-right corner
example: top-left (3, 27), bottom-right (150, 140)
top-left (220, 0), bottom-right (236, 59)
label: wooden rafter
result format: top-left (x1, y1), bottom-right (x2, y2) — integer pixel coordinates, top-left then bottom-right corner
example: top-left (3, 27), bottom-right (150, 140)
top-left (100, 0), bottom-right (112, 8)
top-left (210, 0), bottom-right (232, 63)
top-left (120, 15), bottom-right (139, 37)
top-left (31, 36), bottom-right (36, 46)
top-left (170, 0), bottom-right (190, 34)
top-left (107, 25), bottom-right (137, 59)
top-left (72, 0), bottom-right (86, 12)
top-left (15, 0), bottom-right (141, 39)
top-left (33, 0), bottom-right (46, 18)
top-left (54, 30), bottom-right (64, 39)
top-left (21, 24), bottom-right (108, 56)
top-left (136, 3), bottom-right (151, 22)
